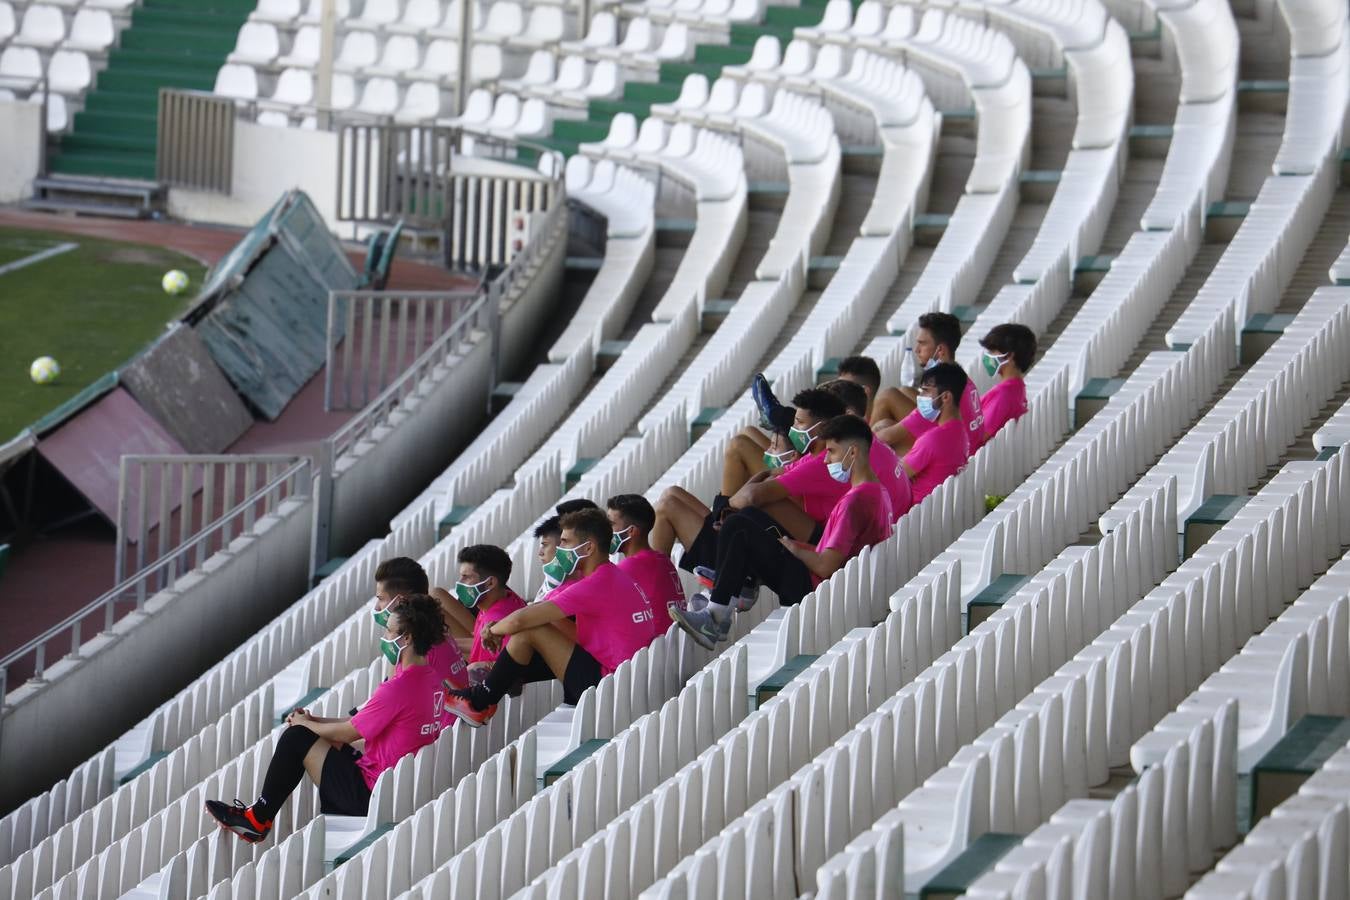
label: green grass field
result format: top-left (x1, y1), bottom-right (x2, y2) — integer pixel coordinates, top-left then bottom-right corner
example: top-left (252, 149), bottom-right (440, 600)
top-left (0, 227), bottom-right (208, 442)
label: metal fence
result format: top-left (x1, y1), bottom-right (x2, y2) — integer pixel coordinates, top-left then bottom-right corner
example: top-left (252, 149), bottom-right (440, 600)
top-left (323, 289), bottom-right (484, 410)
top-left (3, 455), bottom-right (311, 687)
top-left (113, 454), bottom-right (311, 586)
top-left (157, 89), bottom-right (236, 193)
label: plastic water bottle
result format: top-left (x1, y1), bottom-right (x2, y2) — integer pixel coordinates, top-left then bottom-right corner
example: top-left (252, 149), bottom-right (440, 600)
top-left (899, 346), bottom-right (917, 387)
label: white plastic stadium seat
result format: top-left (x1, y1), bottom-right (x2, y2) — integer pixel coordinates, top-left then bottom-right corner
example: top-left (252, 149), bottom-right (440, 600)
top-left (278, 25), bottom-right (320, 68)
top-left (228, 22), bottom-right (281, 66)
top-left (368, 34), bottom-right (421, 78)
top-left (394, 81), bottom-right (444, 123)
top-left (63, 9), bottom-right (115, 53)
top-left (14, 4), bottom-right (66, 48)
top-left (334, 30), bottom-right (379, 72)
top-left (0, 3), bottom-right (14, 43)
top-left (251, 0), bottom-right (300, 23)
top-left (270, 67), bottom-right (314, 107)
top-left (47, 49), bottom-right (91, 95)
top-left (356, 77), bottom-right (400, 115)
top-left (214, 63), bottom-right (260, 100)
top-left (0, 46), bottom-right (44, 82)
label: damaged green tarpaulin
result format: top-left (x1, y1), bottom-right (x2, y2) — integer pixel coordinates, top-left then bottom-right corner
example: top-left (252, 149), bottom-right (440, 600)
top-left (186, 190), bottom-right (357, 421)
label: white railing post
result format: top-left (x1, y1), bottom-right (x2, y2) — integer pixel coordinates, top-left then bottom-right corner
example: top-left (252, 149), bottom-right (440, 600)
top-left (316, 0), bottom-right (337, 130)
top-left (455, 0), bottom-right (473, 117)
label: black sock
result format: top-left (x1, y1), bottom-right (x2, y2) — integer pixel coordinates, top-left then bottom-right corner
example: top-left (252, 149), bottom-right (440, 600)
top-left (253, 725), bottom-right (321, 822)
top-left (478, 650), bottom-right (528, 708)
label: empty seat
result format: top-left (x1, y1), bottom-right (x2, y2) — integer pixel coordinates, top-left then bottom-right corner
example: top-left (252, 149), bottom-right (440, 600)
top-left (406, 37), bottom-right (457, 81)
top-left (351, 0), bottom-right (399, 29)
top-left (368, 34), bottom-right (421, 78)
top-left (334, 30), bottom-right (379, 72)
top-left (15, 4), bottom-right (66, 48)
top-left (356, 77), bottom-right (400, 115)
top-left (392, 0), bottom-right (444, 33)
top-left (0, 46), bottom-right (44, 82)
top-left (481, 1), bottom-right (524, 40)
top-left (270, 67), bottom-right (314, 106)
top-left (394, 80), bottom-right (444, 123)
top-left (278, 25), bottom-right (320, 67)
top-left (37, 91), bottom-right (68, 131)
top-left (252, 0), bottom-right (300, 23)
top-left (228, 22), bottom-right (281, 66)
top-left (0, 2), bottom-right (15, 42)
top-left (63, 8), bottom-right (114, 52)
top-left (299, 0), bottom-right (352, 22)
top-left (214, 63), bottom-right (259, 100)
top-left (47, 49), bottom-right (91, 94)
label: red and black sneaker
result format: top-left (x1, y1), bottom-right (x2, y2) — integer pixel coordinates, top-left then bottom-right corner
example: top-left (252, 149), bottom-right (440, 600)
top-left (205, 799), bottom-right (272, 844)
top-left (443, 689), bottom-right (497, 728)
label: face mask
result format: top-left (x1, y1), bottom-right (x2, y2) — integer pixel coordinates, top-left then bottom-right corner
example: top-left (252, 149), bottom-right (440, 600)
top-left (380, 633), bottom-right (407, 666)
top-left (982, 351), bottom-right (1009, 377)
top-left (787, 422), bottom-right (821, 454)
top-left (609, 527), bottom-right (633, 555)
top-left (371, 593), bottom-right (403, 630)
top-left (826, 449), bottom-right (853, 484)
top-left (454, 577), bottom-right (491, 608)
top-left (542, 540), bottom-right (590, 583)
top-left (917, 394), bottom-right (941, 422)
top-left (924, 356), bottom-right (939, 371)
top-left (762, 448), bottom-right (796, 470)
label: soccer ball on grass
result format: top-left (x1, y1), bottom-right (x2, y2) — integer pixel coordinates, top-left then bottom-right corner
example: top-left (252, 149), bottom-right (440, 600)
top-left (162, 269), bottom-right (190, 295)
top-left (30, 356), bottom-right (60, 385)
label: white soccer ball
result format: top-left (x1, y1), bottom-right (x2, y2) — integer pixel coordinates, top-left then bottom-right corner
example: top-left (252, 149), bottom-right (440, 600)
top-left (162, 269), bottom-right (189, 295)
top-left (30, 356), bottom-right (60, 385)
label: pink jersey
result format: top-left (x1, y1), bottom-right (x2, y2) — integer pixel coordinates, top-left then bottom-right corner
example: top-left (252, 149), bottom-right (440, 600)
top-left (904, 418), bottom-right (971, 504)
top-left (980, 377), bottom-right (1028, 441)
top-left (550, 562), bottom-right (657, 675)
top-left (776, 441), bottom-right (911, 524)
top-left (814, 482), bottom-right (894, 584)
top-left (418, 640), bottom-right (469, 691)
top-left (352, 664), bottom-right (448, 790)
top-left (469, 591), bottom-right (527, 665)
top-left (617, 549), bottom-right (683, 641)
top-left (901, 380), bottom-right (985, 451)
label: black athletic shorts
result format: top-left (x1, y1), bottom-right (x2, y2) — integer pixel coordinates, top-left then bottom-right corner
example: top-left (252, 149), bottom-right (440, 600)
top-left (678, 513), bottom-right (823, 574)
top-left (511, 642), bottom-right (605, 705)
top-left (319, 744), bottom-right (373, 816)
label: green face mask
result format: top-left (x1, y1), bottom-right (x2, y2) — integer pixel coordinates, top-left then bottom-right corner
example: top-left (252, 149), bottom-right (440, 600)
top-left (542, 540), bottom-right (590, 583)
top-left (372, 606), bottom-right (391, 629)
top-left (787, 422), bottom-right (820, 454)
top-left (380, 634), bottom-right (406, 666)
top-left (454, 577), bottom-right (491, 609)
top-left (609, 527), bottom-right (633, 555)
top-left (763, 448), bottom-right (797, 470)
top-left (982, 351), bottom-right (1009, 377)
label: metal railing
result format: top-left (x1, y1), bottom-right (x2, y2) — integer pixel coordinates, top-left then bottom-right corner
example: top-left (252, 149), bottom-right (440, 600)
top-left (157, 89), bottom-right (236, 193)
top-left (113, 454), bottom-right (311, 586)
top-left (323, 288), bottom-right (484, 411)
top-left (3, 456), bottom-right (312, 688)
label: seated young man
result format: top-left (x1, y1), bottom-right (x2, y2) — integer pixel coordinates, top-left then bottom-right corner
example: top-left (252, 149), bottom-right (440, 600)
top-left (817, 379), bottom-right (913, 519)
top-left (977, 323), bottom-right (1036, 440)
top-left (373, 557), bottom-right (469, 690)
top-left (455, 544), bottom-right (528, 685)
top-left (533, 498), bottom-right (602, 601)
top-left (835, 355), bottom-right (883, 421)
top-left (670, 415), bottom-right (894, 649)
top-left (607, 493), bottom-right (685, 638)
top-left (871, 312), bottom-right (985, 455)
top-left (206, 594), bottom-right (451, 843)
top-left (445, 509), bottom-right (657, 726)
top-left (651, 388), bottom-right (848, 571)
top-left (903, 363), bottom-right (973, 504)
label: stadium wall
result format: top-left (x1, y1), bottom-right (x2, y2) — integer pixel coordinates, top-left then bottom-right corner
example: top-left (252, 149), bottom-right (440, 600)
top-left (0, 101), bottom-right (42, 204)
top-left (0, 498), bottom-right (312, 812)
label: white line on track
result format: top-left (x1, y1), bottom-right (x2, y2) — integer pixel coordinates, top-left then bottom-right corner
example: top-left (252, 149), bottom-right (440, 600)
top-left (0, 241), bottom-right (79, 277)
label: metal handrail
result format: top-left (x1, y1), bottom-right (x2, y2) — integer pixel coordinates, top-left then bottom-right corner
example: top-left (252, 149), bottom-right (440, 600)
top-left (1, 457), bottom-right (312, 686)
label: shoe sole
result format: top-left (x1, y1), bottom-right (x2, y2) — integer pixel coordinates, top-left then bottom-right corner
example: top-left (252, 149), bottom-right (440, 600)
top-left (443, 706), bottom-right (489, 728)
top-left (670, 609), bottom-right (718, 651)
top-left (205, 805), bottom-right (266, 844)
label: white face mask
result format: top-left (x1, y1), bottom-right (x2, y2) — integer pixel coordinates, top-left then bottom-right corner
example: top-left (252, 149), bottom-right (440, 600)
top-left (826, 448), bottom-right (854, 484)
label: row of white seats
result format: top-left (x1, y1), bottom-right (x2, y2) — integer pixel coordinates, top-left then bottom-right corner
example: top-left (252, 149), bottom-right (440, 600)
top-left (620, 0), bottom-right (763, 31)
top-left (0, 44), bottom-right (94, 94)
top-left (227, 27), bottom-right (507, 85)
top-left (1314, 393), bottom-right (1350, 453)
top-left (0, 3), bottom-right (115, 51)
top-left (1104, 284), bottom-right (1350, 533)
top-left (0, 79), bottom-right (68, 131)
top-left (250, 0), bottom-right (564, 36)
top-left (1187, 735), bottom-right (1350, 899)
top-left (1146, 550), bottom-right (1350, 773)
top-left (557, 13), bottom-right (692, 69)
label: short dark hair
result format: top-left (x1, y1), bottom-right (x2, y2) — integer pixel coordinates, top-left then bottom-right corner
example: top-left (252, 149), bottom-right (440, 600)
top-left (555, 498), bottom-right (599, 516)
top-left (458, 544), bottom-right (512, 583)
top-left (606, 493), bottom-right (656, 532)
top-left (918, 312), bottom-right (962, 355)
top-left (837, 356), bottom-right (881, 395)
top-left (791, 387), bottom-right (846, 422)
top-left (387, 593), bottom-right (448, 656)
top-left (920, 362), bottom-right (968, 404)
top-left (822, 379), bottom-right (868, 418)
top-left (559, 507), bottom-right (612, 551)
top-left (534, 516), bottom-right (562, 540)
top-left (818, 414), bottom-right (874, 448)
top-left (980, 323), bottom-right (1037, 373)
top-left (374, 557), bottom-right (428, 595)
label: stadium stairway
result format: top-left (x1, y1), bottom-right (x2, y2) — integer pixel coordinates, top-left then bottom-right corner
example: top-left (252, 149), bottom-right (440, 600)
top-left (45, 0), bottom-right (256, 180)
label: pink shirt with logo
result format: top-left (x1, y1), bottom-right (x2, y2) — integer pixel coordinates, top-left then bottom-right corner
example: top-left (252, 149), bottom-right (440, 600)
top-left (776, 441), bottom-right (912, 524)
top-left (813, 482), bottom-right (894, 585)
top-left (980, 377), bottom-right (1028, 440)
top-left (423, 640), bottom-right (469, 690)
top-left (549, 562), bottom-right (657, 675)
top-left (617, 549), bottom-right (683, 641)
top-left (901, 380), bottom-right (985, 451)
top-left (352, 663), bottom-right (448, 790)
top-left (903, 418), bottom-right (971, 503)
top-left (469, 591), bottom-right (527, 665)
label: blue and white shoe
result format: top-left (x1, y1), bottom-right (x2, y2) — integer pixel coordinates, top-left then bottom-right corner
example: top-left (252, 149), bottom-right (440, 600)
top-left (751, 374), bottom-right (794, 432)
top-left (669, 593), bottom-right (732, 651)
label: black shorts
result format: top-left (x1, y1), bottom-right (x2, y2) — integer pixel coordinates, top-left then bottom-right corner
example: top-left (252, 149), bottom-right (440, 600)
top-left (512, 642), bottom-right (605, 705)
top-left (319, 744), bottom-right (373, 816)
top-left (679, 513), bottom-right (823, 573)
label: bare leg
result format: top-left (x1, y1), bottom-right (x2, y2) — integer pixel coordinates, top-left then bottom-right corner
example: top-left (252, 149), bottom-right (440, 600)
top-left (652, 487), bottom-right (713, 555)
top-left (721, 432), bottom-right (771, 496)
top-left (875, 419), bottom-right (917, 456)
top-left (301, 736), bottom-right (336, 786)
top-left (872, 387), bottom-right (917, 426)
top-left (758, 498), bottom-right (821, 542)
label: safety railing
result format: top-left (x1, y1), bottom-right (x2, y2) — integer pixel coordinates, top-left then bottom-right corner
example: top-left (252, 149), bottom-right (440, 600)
top-left (157, 89), bottom-right (236, 193)
top-left (323, 288), bottom-right (484, 411)
top-left (113, 454), bottom-right (311, 586)
top-left (3, 455), bottom-right (312, 689)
